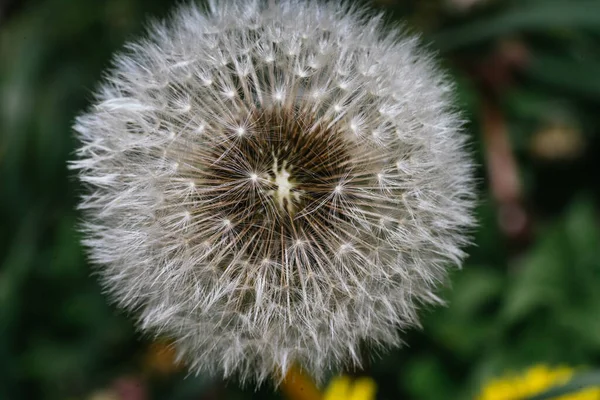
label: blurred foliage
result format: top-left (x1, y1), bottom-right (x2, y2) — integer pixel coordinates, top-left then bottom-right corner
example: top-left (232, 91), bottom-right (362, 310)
top-left (1, 0), bottom-right (600, 399)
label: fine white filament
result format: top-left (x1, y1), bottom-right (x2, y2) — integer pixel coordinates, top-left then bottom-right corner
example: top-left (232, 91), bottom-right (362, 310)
top-left (71, 0), bottom-right (475, 385)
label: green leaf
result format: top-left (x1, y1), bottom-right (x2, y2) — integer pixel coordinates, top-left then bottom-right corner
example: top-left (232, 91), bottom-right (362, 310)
top-left (563, 198), bottom-right (600, 262)
top-left (433, 0), bottom-right (600, 51)
top-left (402, 355), bottom-right (458, 400)
top-left (426, 267), bottom-right (504, 357)
top-left (526, 53), bottom-right (600, 98)
top-left (500, 228), bottom-right (566, 323)
top-left (501, 197), bottom-right (600, 325)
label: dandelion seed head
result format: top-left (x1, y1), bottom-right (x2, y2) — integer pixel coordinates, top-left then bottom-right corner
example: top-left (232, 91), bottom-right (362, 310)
top-left (71, 0), bottom-right (476, 385)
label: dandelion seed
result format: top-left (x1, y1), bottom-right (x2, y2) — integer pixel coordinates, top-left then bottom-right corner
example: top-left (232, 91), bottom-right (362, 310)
top-left (71, 0), bottom-right (476, 386)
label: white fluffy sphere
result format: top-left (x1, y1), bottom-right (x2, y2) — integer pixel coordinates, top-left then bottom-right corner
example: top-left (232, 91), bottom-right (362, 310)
top-left (71, 0), bottom-right (475, 384)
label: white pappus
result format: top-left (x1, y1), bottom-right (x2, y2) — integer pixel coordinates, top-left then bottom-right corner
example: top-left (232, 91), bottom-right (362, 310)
top-left (71, 0), bottom-right (476, 386)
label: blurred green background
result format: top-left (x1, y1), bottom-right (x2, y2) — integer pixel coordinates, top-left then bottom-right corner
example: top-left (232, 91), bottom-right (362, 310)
top-left (1, 0), bottom-right (600, 399)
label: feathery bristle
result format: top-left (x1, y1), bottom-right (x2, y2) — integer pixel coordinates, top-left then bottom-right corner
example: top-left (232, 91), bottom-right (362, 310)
top-left (71, 0), bottom-right (476, 385)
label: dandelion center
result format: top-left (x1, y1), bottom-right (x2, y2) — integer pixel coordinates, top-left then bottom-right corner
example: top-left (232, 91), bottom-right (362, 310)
top-left (178, 109), bottom-right (362, 266)
top-left (269, 157), bottom-right (301, 214)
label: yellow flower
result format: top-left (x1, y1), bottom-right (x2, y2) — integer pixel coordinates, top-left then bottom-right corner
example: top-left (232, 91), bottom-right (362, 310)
top-left (477, 365), bottom-right (600, 400)
top-left (323, 376), bottom-right (377, 400)
top-left (280, 365), bottom-right (377, 400)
